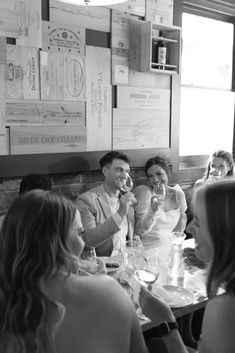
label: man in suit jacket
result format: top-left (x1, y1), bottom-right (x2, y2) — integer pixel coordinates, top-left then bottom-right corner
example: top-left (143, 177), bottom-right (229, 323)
top-left (76, 151), bottom-right (137, 256)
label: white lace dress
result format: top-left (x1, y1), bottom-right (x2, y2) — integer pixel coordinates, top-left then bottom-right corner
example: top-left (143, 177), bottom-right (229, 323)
top-left (134, 184), bottom-right (187, 263)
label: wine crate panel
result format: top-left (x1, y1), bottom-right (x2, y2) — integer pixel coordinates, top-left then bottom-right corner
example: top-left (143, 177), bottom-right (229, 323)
top-left (113, 108), bottom-right (169, 149)
top-left (42, 21), bottom-right (85, 56)
top-left (10, 125), bottom-right (86, 154)
top-left (0, 126), bottom-right (9, 155)
top-left (0, 0), bottom-right (19, 38)
top-left (50, 0), bottom-right (110, 32)
top-left (111, 10), bottom-right (130, 85)
top-left (5, 101), bottom-right (85, 125)
top-left (16, 0), bottom-right (42, 48)
top-left (86, 46), bottom-right (111, 151)
top-left (37, 101), bottom-right (85, 125)
top-left (6, 44), bottom-right (40, 100)
top-left (0, 38), bottom-right (6, 125)
top-left (108, 0), bottom-right (145, 17)
top-left (117, 86), bottom-right (170, 110)
top-left (146, 0), bottom-right (173, 26)
top-left (40, 51), bottom-right (86, 101)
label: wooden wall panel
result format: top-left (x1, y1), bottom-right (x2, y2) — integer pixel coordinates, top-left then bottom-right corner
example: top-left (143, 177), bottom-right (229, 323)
top-left (6, 45), bottom-right (40, 100)
top-left (16, 0), bottom-right (42, 48)
top-left (9, 125), bottom-right (86, 154)
top-left (0, 0), bottom-right (19, 38)
top-left (50, 0), bottom-right (111, 32)
top-left (86, 46), bottom-right (112, 151)
top-left (113, 108), bottom-right (169, 149)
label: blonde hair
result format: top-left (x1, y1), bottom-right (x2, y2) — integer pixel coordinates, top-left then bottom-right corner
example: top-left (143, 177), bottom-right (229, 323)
top-left (0, 190), bottom-right (78, 352)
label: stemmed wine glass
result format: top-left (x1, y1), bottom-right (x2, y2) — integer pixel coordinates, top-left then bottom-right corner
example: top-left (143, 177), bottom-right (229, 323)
top-left (133, 267), bottom-right (159, 320)
top-left (208, 169), bottom-right (223, 183)
top-left (153, 182), bottom-right (165, 212)
top-left (80, 246), bottom-right (97, 273)
top-left (120, 174), bottom-right (134, 194)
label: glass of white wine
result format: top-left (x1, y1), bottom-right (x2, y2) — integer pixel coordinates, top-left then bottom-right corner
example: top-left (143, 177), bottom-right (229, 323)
top-left (153, 182), bottom-right (165, 213)
top-left (120, 174), bottom-right (134, 194)
top-left (133, 269), bottom-right (159, 321)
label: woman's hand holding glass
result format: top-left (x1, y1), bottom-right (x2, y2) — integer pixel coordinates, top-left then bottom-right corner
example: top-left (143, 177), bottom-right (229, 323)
top-left (79, 247), bottom-right (101, 275)
top-left (139, 286), bottom-right (175, 325)
top-left (96, 257), bottom-right (107, 274)
top-left (208, 169), bottom-right (223, 183)
top-left (151, 182), bottom-right (166, 212)
top-left (150, 195), bottom-right (160, 213)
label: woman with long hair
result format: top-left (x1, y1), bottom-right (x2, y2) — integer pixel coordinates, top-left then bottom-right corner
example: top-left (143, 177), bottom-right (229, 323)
top-left (140, 179), bottom-right (235, 353)
top-left (0, 190), bottom-right (148, 353)
top-left (194, 149), bottom-right (234, 189)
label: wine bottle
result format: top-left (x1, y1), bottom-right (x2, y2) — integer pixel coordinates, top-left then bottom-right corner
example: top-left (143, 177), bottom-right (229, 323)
top-left (155, 31), bottom-right (166, 69)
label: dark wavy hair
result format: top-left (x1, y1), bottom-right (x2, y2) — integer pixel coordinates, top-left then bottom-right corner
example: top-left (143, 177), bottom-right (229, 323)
top-left (200, 180), bottom-right (235, 297)
top-left (99, 151), bottom-right (130, 170)
top-left (144, 156), bottom-right (172, 180)
top-left (0, 190), bottom-right (78, 352)
top-left (19, 173), bottom-right (52, 195)
top-left (205, 149), bottom-right (234, 179)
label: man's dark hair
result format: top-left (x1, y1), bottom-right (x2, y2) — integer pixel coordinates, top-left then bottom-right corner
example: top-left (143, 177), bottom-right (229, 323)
top-left (19, 173), bottom-right (52, 195)
top-left (99, 151), bottom-right (130, 170)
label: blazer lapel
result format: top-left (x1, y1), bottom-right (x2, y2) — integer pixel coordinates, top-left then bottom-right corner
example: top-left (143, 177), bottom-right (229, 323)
top-left (95, 184), bottom-right (112, 220)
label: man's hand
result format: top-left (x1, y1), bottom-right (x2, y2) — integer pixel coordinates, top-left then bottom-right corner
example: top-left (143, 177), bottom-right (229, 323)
top-left (96, 257), bottom-right (107, 275)
top-left (118, 192), bottom-right (137, 218)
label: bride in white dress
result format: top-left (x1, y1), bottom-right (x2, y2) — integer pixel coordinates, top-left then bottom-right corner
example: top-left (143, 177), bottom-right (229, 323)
top-left (133, 156), bottom-right (187, 265)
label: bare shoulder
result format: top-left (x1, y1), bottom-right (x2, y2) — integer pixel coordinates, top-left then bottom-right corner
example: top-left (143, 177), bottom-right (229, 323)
top-left (64, 274), bottom-right (131, 311)
top-left (194, 178), bottom-right (205, 189)
top-left (170, 184), bottom-right (184, 194)
top-left (52, 275), bottom-right (145, 353)
top-left (200, 294), bottom-right (235, 353)
top-left (133, 184), bottom-right (151, 197)
top-left (206, 294), bottom-right (235, 319)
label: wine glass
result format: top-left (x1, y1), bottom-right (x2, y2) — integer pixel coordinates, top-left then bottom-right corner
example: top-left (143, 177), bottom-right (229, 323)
top-left (120, 174), bottom-right (134, 194)
top-left (153, 182), bottom-right (165, 201)
top-left (80, 246), bottom-right (97, 273)
top-left (208, 169), bottom-right (223, 183)
top-left (133, 268), bottom-right (159, 320)
top-left (170, 231), bottom-right (186, 245)
top-left (153, 182), bottom-right (165, 212)
top-left (134, 269), bottom-right (158, 287)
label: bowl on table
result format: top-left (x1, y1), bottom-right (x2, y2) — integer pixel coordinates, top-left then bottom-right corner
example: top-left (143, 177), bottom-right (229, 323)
top-left (102, 253), bottom-right (124, 274)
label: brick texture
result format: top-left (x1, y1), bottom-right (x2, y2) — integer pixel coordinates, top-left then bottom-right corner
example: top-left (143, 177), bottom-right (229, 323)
top-left (0, 168), bottom-right (146, 215)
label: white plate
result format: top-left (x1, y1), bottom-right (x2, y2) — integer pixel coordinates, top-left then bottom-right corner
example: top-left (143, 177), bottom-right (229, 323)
top-left (151, 284), bottom-right (194, 308)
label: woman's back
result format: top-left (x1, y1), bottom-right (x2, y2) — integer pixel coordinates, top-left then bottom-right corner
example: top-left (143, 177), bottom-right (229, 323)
top-left (199, 293), bottom-right (235, 353)
top-left (44, 273), bottom-right (148, 353)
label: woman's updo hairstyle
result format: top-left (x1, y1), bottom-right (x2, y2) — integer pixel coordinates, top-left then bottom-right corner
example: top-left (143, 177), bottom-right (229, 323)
top-left (145, 156), bottom-right (172, 179)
